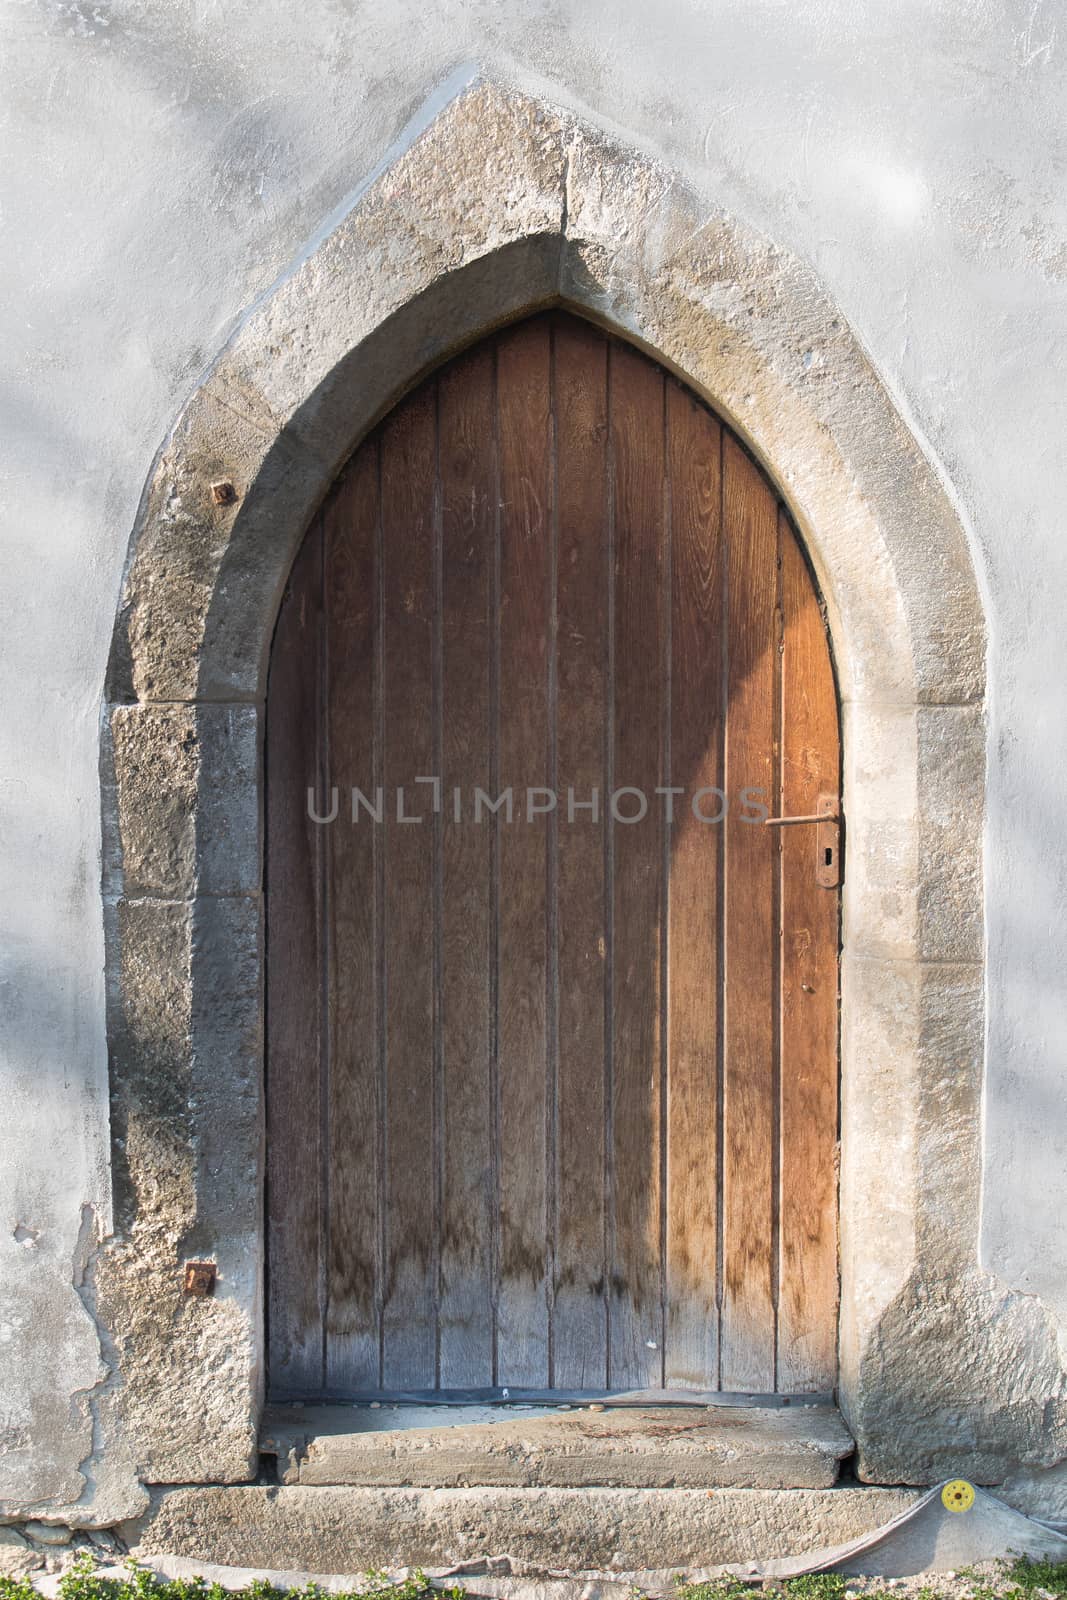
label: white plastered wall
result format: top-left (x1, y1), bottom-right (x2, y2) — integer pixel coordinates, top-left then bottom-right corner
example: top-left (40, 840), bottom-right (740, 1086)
top-left (1, 1), bottom-right (1066, 1525)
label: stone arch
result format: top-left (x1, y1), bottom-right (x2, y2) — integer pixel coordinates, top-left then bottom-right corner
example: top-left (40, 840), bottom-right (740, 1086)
top-left (100, 78), bottom-right (998, 1488)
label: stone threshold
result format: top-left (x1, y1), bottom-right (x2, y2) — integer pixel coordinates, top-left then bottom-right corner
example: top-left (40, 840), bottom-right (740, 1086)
top-left (125, 1484), bottom-right (918, 1572)
top-left (259, 1401), bottom-right (854, 1490)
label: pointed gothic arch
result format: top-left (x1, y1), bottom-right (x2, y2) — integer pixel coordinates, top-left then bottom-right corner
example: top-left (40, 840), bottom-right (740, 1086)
top-left (98, 79), bottom-right (1007, 1492)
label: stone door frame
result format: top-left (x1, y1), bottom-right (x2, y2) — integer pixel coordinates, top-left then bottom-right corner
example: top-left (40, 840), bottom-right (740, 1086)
top-left (100, 78), bottom-right (1007, 1491)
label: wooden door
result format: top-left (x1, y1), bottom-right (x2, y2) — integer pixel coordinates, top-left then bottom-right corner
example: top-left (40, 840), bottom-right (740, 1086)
top-left (265, 311), bottom-right (840, 1400)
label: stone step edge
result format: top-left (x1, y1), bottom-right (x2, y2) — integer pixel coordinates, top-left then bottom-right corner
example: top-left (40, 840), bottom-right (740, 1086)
top-left (125, 1484), bottom-right (922, 1573)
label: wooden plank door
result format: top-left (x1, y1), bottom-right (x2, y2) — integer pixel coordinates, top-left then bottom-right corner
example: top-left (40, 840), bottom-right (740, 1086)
top-left (265, 310), bottom-right (840, 1399)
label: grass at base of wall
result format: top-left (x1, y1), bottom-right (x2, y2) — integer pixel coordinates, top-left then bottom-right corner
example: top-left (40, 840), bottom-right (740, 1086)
top-left (679, 1561), bottom-right (1067, 1600)
top-left (0, 1561), bottom-right (463, 1600)
top-left (4, 1552), bottom-right (1067, 1600)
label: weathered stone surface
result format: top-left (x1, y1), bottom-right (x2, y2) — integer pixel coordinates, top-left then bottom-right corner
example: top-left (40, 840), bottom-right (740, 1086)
top-left (840, 956), bottom-right (985, 1256)
top-left (837, 955), bottom-right (1024, 1482)
top-left (218, 81), bottom-right (567, 469)
top-left (105, 705), bottom-right (259, 898)
top-left (107, 383), bottom-right (326, 705)
top-left (127, 1484), bottom-right (919, 1571)
top-left (842, 701), bottom-right (919, 961)
top-left (839, 953), bottom-right (1064, 1485)
top-left (0, 1190), bottom-right (148, 1529)
top-left (264, 1403), bottom-right (853, 1490)
top-left (0, 1527), bottom-right (42, 1576)
top-left (916, 703), bottom-right (986, 963)
top-left (22, 1522), bottom-right (72, 1545)
top-left (853, 1266), bottom-right (1067, 1485)
top-left (998, 1459), bottom-right (1067, 1524)
top-left (95, 894), bottom-right (262, 1485)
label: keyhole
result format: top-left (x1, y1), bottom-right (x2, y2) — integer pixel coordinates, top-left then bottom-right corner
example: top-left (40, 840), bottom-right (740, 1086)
top-left (824, 846), bottom-right (833, 866)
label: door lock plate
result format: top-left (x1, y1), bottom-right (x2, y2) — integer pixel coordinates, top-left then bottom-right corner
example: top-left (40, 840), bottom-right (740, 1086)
top-left (815, 792), bottom-right (840, 889)
top-left (765, 792), bottom-right (841, 888)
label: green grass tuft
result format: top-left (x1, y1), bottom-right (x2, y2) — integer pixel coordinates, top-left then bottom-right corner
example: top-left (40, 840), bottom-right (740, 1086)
top-left (675, 1580), bottom-right (760, 1600)
top-left (781, 1575), bottom-right (850, 1600)
top-left (0, 1554), bottom-right (464, 1600)
top-left (1002, 1556), bottom-right (1067, 1597)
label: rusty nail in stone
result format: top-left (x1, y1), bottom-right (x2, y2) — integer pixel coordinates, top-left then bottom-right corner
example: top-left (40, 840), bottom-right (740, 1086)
top-left (183, 1260), bottom-right (217, 1297)
top-left (211, 480), bottom-right (237, 506)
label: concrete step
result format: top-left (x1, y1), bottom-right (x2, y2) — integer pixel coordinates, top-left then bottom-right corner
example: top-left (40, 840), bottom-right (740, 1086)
top-left (260, 1401), bottom-right (854, 1489)
top-left (127, 1484), bottom-right (918, 1573)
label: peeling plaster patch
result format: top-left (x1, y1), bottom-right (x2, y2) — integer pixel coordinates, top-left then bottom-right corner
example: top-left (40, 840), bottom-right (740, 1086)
top-left (66, 1207), bottom-right (150, 1526)
top-left (69, 1204), bottom-right (115, 1504)
top-left (72, 1204), bottom-right (97, 1290)
top-left (0, 1208), bottom-right (102, 1520)
top-left (0, 1199), bottom-right (146, 1528)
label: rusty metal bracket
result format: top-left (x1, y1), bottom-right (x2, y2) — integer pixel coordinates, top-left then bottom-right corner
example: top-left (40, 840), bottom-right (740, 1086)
top-left (183, 1260), bottom-right (217, 1297)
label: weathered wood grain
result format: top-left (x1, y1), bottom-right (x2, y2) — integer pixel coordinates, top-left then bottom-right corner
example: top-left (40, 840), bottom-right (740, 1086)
top-left (496, 319), bottom-right (552, 1386)
top-left (665, 382), bottom-right (723, 1389)
top-left (608, 341), bottom-right (665, 1389)
top-left (324, 448), bottom-right (382, 1391)
top-left (553, 315), bottom-right (610, 1388)
top-left (720, 434), bottom-right (778, 1392)
top-left (438, 346), bottom-right (495, 1387)
top-left (777, 512), bottom-right (840, 1391)
top-left (379, 384), bottom-right (438, 1389)
top-left (266, 519), bottom-right (326, 1396)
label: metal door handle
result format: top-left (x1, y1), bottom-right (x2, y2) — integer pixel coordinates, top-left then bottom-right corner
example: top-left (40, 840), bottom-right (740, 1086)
top-left (764, 793), bottom-right (841, 888)
top-left (764, 794), bottom-right (839, 827)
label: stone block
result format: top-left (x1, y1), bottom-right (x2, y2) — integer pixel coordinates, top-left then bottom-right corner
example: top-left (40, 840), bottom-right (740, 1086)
top-left (265, 1402), bottom-right (854, 1490)
top-left (128, 1484), bottom-right (920, 1572)
top-left (853, 1263), bottom-right (1067, 1486)
top-left (0, 1528), bottom-right (41, 1576)
top-left (841, 700), bottom-right (919, 959)
top-left (839, 951), bottom-right (1063, 1484)
top-left (108, 382), bottom-right (325, 705)
top-left (916, 703), bottom-right (985, 962)
top-left (97, 894), bottom-right (262, 1486)
top-left (105, 704), bottom-right (259, 898)
top-left (998, 1459), bottom-right (1067, 1524)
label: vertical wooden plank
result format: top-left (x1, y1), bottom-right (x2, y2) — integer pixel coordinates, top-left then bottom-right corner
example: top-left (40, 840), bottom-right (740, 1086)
top-left (608, 340), bottom-right (665, 1389)
top-left (438, 346), bottom-right (495, 1386)
top-left (496, 318), bottom-right (552, 1386)
top-left (721, 434), bottom-right (779, 1391)
top-left (553, 315), bottom-right (609, 1388)
top-left (777, 513), bottom-right (840, 1391)
top-left (323, 449), bottom-right (381, 1391)
top-left (664, 383), bottom-right (723, 1390)
top-left (380, 385), bottom-right (438, 1388)
top-left (266, 522), bottom-right (325, 1396)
